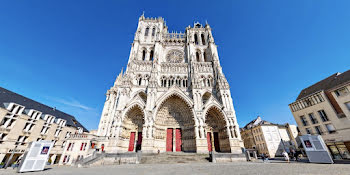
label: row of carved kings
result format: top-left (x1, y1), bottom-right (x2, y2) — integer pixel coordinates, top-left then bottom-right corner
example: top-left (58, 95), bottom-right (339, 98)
top-left (127, 60), bottom-right (214, 73)
top-left (193, 62), bottom-right (214, 73)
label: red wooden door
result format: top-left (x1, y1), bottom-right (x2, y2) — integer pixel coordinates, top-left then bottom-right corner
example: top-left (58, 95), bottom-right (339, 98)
top-left (166, 128), bottom-right (173, 152)
top-left (136, 132), bottom-right (142, 151)
top-left (207, 132), bottom-right (212, 151)
top-left (213, 132), bottom-right (220, 152)
top-left (175, 128), bottom-right (182, 152)
top-left (128, 132), bottom-right (136, 152)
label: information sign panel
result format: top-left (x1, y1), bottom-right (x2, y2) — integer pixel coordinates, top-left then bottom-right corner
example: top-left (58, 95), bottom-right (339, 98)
top-left (17, 141), bottom-right (54, 173)
top-left (299, 135), bottom-right (333, 164)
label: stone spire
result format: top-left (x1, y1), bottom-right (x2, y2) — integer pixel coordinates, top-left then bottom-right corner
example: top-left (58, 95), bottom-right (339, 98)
top-left (139, 11), bottom-right (145, 21)
top-left (114, 68), bottom-right (123, 87)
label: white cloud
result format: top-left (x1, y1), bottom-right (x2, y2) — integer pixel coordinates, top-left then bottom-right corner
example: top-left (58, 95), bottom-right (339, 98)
top-left (46, 96), bottom-right (93, 111)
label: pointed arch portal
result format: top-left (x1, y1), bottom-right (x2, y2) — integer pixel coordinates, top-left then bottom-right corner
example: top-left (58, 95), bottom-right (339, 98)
top-left (205, 107), bottom-right (231, 152)
top-left (120, 105), bottom-right (145, 152)
top-left (154, 95), bottom-right (196, 152)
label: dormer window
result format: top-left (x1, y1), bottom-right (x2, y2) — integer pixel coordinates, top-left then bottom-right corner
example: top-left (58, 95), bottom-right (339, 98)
top-left (335, 87), bottom-right (349, 97)
top-left (6, 103), bottom-right (25, 115)
top-left (56, 119), bottom-right (67, 127)
top-left (77, 127), bottom-right (83, 134)
top-left (46, 115), bottom-right (55, 124)
top-left (28, 109), bottom-right (42, 120)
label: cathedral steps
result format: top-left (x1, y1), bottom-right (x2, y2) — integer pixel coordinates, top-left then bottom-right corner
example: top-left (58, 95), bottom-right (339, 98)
top-left (140, 152), bottom-right (210, 164)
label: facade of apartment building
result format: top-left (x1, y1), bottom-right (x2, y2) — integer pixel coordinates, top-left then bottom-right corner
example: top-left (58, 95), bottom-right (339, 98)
top-left (289, 70), bottom-right (350, 160)
top-left (0, 87), bottom-right (87, 166)
top-left (240, 117), bottom-right (298, 158)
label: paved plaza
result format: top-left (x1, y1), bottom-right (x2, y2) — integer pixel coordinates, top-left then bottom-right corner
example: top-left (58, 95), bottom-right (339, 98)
top-left (1, 160), bottom-right (350, 175)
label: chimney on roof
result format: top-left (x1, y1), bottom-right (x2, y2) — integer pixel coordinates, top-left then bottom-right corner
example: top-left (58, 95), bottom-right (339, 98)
top-left (53, 107), bottom-right (56, 111)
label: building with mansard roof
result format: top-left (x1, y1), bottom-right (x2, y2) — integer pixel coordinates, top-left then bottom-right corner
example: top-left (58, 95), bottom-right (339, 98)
top-left (240, 116), bottom-right (299, 158)
top-left (0, 86), bottom-right (87, 166)
top-left (289, 69), bottom-right (350, 160)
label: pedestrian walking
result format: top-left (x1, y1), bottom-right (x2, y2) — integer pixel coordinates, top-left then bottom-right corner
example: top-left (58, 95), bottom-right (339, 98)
top-left (282, 150), bottom-right (290, 163)
top-left (261, 153), bottom-right (266, 162)
top-left (291, 149), bottom-right (297, 161)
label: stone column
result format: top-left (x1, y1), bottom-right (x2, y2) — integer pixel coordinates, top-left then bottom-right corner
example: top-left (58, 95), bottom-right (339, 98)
top-left (253, 151), bottom-right (258, 159)
top-left (0, 153), bottom-right (5, 165)
top-left (226, 126), bottom-right (232, 139)
top-left (50, 154), bottom-right (57, 165)
top-left (200, 52), bottom-right (205, 62)
top-left (195, 115), bottom-right (209, 154)
top-left (146, 50), bottom-right (151, 61)
top-left (198, 34), bottom-right (202, 46)
top-left (141, 112), bottom-right (155, 153)
top-left (172, 128), bottom-right (176, 152)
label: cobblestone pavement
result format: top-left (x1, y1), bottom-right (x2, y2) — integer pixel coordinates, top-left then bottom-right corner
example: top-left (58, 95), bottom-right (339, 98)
top-left (1, 160), bottom-right (349, 175)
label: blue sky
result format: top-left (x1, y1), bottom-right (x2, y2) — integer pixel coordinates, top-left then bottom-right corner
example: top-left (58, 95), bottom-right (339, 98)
top-left (0, 0), bottom-right (349, 130)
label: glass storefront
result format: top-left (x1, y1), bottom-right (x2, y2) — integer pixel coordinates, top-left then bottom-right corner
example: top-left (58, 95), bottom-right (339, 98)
top-left (327, 142), bottom-right (350, 160)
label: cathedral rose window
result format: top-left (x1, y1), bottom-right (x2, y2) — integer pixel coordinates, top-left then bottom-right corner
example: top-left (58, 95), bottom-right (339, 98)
top-left (166, 50), bottom-right (184, 63)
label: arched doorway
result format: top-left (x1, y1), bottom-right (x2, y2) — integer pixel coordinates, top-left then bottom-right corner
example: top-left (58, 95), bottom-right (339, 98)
top-left (205, 107), bottom-right (231, 152)
top-left (120, 105), bottom-right (144, 152)
top-left (154, 95), bottom-right (196, 152)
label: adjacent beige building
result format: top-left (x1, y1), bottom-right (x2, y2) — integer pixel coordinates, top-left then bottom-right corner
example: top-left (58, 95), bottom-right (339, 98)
top-left (0, 87), bottom-right (87, 166)
top-left (289, 70), bottom-right (350, 160)
top-left (240, 117), bottom-right (298, 158)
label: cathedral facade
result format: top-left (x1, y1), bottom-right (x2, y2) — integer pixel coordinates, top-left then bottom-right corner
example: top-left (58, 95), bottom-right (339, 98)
top-left (97, 15), bottom-right (243, 154)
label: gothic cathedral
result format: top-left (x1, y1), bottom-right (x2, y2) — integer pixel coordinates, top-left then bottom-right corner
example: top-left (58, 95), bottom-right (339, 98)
top-left (97, 15), bottom-right (243, 154)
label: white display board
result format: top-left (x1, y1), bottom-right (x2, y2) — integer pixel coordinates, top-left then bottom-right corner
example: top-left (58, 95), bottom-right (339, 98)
top-left (17, 141), bottom-right (54, 173)
top-left (299, 135), bottom-right (333, 164)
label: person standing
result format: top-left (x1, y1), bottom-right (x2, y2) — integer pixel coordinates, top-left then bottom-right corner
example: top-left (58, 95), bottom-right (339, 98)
top-left (290, 149), bottom-right (296, 161)
top-left (282, 150), bottom-right (290, 163)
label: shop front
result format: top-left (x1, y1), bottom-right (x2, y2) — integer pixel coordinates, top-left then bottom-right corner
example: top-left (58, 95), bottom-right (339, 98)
top-left (326, 142), bottom-right (350, 160)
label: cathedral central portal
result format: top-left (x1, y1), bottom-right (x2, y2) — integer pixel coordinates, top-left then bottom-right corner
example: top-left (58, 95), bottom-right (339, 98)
top-left (154, 95), bottom-right (196, 152)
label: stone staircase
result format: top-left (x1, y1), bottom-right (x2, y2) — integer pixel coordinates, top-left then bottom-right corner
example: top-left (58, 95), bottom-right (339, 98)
top-left (75, 152), bottom-right (140, 167)
top-left (140, 152), bottom-right (210, 164)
